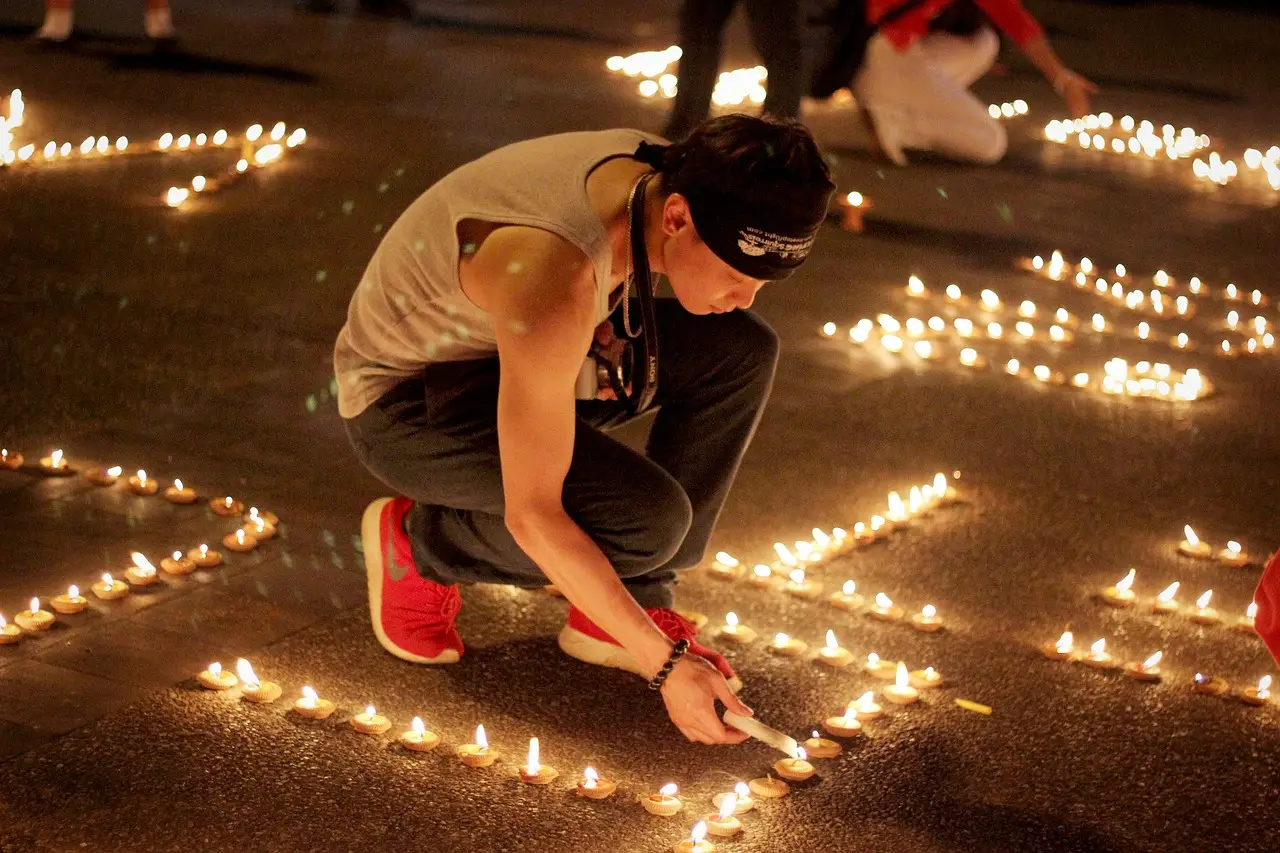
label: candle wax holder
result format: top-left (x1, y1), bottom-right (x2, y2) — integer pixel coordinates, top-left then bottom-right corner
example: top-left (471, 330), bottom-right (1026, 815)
top-left (241, 681), bottom-right (282, 703)
top-left (716, 624), bottom-right (756, 644)
top-left (197, 667), bottom-right (238, 690)
top-left (641, 793), bottom-right (683, 816)
top-left (1178, 539), bottom-right (1213, 559)
top-left (1040, 642), bottom-right (1072, 661)
top-left (83, 467), bottom-right (120, 486)
top-left (1123, 662), bottom-right (1161, 682)
top-left (457, 744), bottom-right (498, 767)
top-left (828, 591), bottom-right (864, 612)
top-left (350, 711), bottom-right (392, 734)
top-left (1099, 586), bottom-right (1135, 607)
top-left (673, 838), bottom-right (714, 853)
top-left (882, 684), bottom-right (920, 705)
top-left (774, 757), bottom-right (815, 782)
top-left (1, 451), bottom-right (24, 470)
top-left (747, 776), bottom-right (789, 799)
top-left (909, 612), bottom-right (944, 632)
top-left (868, 603), bottom-right (904, 622)
top-left (767, 637), bottom-right (808, 658)
top-left (576, 776), bottom-right (617, 799)
top-left (188, 547), bottom-right (224, 569)
top-left (163, 485), bottom-right (197, 504)
top-left (223, 531), bottom-right (258, 553)
top-left (802, 735), bottom-right (843, 759)
top-left (704, 813), bottom-right (742, 838)
top-left (38, 456), bottom-right (74, 476)
top-left (784, 581), bottom-right (822, 601)
top-left (1239, 688), bottom-right (1271, 707)
top-left (1192, 675), bottom-right (1229, 697)
top-left (161, 554), bottom-right (197, 576)
top-left (1238, 617), bottom-right (1257, 633)
top-left (50, 592), bottom-right (88, 615)
top-left (14, 607), bottom-right (55, 632)
top-left (865, 657), bottom-right (897, 679)
top-left (294, 697), bottom-right (337, 720)
top-left (243, 521), bottom-right (277, 541)
top-left (817, 647), bottom-right (854, 668)
top-left (706, 563), bottom-right (742, 582)
top-left (128, 475), bottom-right (159, 496)
top-left (0, 622), bottom-right (22, 645)
top-left (91, 578), bottom-right (129, 600)
top-left (745, 569), bottom-right (776, 589)
top-left (712, 791), bottom-right (754, 815)
top-left (823, 715), bottom-right (863, 737)
top-left (1188, 607), bottom-right (1221, 626)
top-left (1152, 598), bottom-right (1179, 615)
top-left (909, 669), bottom-right (944, 690)
top-left (210, 497), bottom-right (245, 517)
top-left (519, 764), bottom-right (559, 785)
top-left (248, 509), bottom-right (280, 526)
top-left (1218, 548), bottom-right (1250, 568)
top-left (852, 699), bottom-right (885, 721)
top-left (124, 566), bottom-right (158, 587)
top-left (399, 728), bottom-right (441, 751)
top-left (1081, 651), bottom-right (1115, 670)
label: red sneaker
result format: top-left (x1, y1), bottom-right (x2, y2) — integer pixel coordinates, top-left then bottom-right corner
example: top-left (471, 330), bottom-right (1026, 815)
top-left (558, 605), bottom-right (742, 692)
top-left (361, 497), bottom-right (463, 664)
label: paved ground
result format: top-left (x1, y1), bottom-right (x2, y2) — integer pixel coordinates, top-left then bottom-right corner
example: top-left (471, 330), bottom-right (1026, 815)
top-left (1, 1), bottom-right (1278, 851)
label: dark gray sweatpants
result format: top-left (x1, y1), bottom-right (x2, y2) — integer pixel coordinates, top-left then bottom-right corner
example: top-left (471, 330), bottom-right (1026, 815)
top-left (342, 300), bottom-right (779, 608)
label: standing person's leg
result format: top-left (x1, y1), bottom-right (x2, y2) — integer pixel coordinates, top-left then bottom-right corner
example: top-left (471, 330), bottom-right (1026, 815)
top-left (35, 0), bottom-right (74, 42)
top-left (662, 0), bottom-right (738, 141)
top-left (143, 0), bottom-right (176, 40)
top-left (918, 26), bottom-right (999, 89)
top-left (853, 32), bottom-right (1006, 165)
top-left (741, 0), bottom-right (804, 121)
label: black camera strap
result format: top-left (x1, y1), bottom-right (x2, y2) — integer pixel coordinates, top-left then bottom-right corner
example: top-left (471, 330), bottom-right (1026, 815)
top-left (627, 171), bottom-right (660, 415)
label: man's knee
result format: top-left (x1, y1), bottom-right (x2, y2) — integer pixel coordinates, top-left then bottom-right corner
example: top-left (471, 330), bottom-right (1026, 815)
top-left (726, 310), bottom-right (781, 381)
top-left (611, 480), bottom-right (693, 578)
top-left (972, 119), bottom-right (1008, 165)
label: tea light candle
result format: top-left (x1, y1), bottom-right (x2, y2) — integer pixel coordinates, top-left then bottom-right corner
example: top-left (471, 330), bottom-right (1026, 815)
top-left (128, 469), bottom-right (159, 496)
top-left (882, 662), bottom-right (920, 705)
top-left (15, 597), bottom-right (55, 631)
top-left (822, 705), bottom-right (863, 737)
top-left (1, 449), bottom-right (23, 470)
top-left (910, 604), bottom-right (943, 632)
top-left (774, 746), bottom-right (815, 781)
top-left (1192, 672), bottom-right (1229, 696)
top-left (643, 783), bottom-right (684, 816)
top-left (1189, 590), bottom-right (1220, 625)
top-left (395, 715), bottom-right (440, 751)
top-left (673, 821), bottom-right (714, 853)
top-left (704, 794), bottom-right (742, 838)
top-left (868, 593), bottom-right (904, 622)
top-left (802, 731), bottom-right (843, 759)
top-left (236, 659), bottom-right (281, 703)
top-left (1082, 638), bottom-right (1114, 669)
top-left (292, 685), bottom-right (336, 719)
top-left (246, 507), bottom-right (280, 526)
top-left (0, 614), bottom-right (21, 645)
top-left (1041, 630), bottom-right (1073, 661)
top-left (1218, 540), bottom-right (1250, 567)
top-left (1239, 675), bottom-right (1272, 707)
top-left (851, 521), bottom-right (876, 546)
top-left (909, 667), bottom-right (944, 689)
top-left (519, 737), bottom-right (559, 784)
top-left (161, 550), bottom-right (197, 576)
top-left (1099, 569), bottom-right (1137, 607)
top-left (1124, 651), bottom-right (1163, 682)
top-left (716, 612), bottom-right (756, 644)
top-left (125, 552), bottom-right (159, 586)
top-left (829, 580), bottom-right (864, 611)
top-left (188, 544), bottom-right (223, 569)
top-left (707, 551), bottom-right (742, 581)
top-left (38, 449), bottom-right (72, 476)
top-left (210, 496), bottom-right (244, 517)
top-left (196, 661), bottom-right (238, 690)
top-left (576, 766), bottom-right (616, 799)
top-left (160, 479), bottom-right (196, 504)
top-left (1152, 582), bottom-right (1180, 614)
top-left (84, 465), bottom-right (122, 486)
top-left (243, 516), bottom-right (277, 541)
top-left (746, 563), bottom-right (775, 589)
top-left (746, 776), bottom-right (789, 799)
top-left (768, 632), bottom-right (808, 657)
top-left (864, 652), bottom-right (897, 679)
top-left (817, 630), bottom-right (853, 667)
top-left (1239, 601), bottom-right (1258, 632)
top-left (50, 585), bottom-right (88, 614)
top-left (784, 568), bottom-right (821, 600)
top-left (349, 704), bottom-right (391, 734)
top-left (223, 529), bottom-right (258, 553)
top-left (458, 724), bottom-right (498, 767)
top-left (711, 784), bottom-right (754, 818)
top-left (676, 610), bottom-right (708, 632)
top-left (839, 191), bottom-right (872, 232)
top-left (1178, 525), bottom-right (1212, 558)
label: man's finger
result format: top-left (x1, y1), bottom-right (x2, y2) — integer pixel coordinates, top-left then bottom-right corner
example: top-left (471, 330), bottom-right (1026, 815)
top-left (715, 677), bottom-right (752, 717)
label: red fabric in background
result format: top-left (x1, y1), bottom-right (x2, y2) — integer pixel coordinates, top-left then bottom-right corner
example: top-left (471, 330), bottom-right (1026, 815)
top-left (1256, 551), bottom-right (1280, 665)
top-left (868, 0), bottom-right (1044, 49)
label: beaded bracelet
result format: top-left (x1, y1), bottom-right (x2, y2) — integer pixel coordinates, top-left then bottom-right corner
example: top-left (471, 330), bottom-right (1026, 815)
top-left (648, 638), bottom-right (691, 690)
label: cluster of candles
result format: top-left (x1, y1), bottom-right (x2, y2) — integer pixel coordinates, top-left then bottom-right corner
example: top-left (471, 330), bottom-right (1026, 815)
top-left (987, 100), bottom-right (1029, 120)
top-left (0, 90), bottom-right (305, 208)
top-left (1044, 113), bottom-right (1208, 160)
top-left (1239, 146), bottom-right (1280, 192)
top-left (1096, 566), bottom-right (1258, 630)
top-left (1041, 633), bottom-right (1272, 705)
top-left (603, 49), bottom-right (773, 111)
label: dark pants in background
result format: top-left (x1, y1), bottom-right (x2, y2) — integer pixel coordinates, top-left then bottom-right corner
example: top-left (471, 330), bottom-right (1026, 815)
top-left (662, 0), bottom-right (805, 141)
top-left (343, 301), bottom-right (779, 609)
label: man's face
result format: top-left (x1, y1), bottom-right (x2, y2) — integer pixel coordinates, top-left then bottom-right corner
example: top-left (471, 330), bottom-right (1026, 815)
top-left (660, 194), bottom-right (766, 315)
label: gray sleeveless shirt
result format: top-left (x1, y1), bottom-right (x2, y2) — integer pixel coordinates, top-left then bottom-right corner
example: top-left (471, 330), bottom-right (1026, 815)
top-left (334, 128), bottom-right (662, 418)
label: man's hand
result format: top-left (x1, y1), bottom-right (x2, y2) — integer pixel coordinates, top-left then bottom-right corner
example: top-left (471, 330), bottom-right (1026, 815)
top-left (591, 320), bottom-right (629, 401)
top-left (1056, 69), bottom-right (1098, 119)
top-left (660, 655), bottom-right (752, 744)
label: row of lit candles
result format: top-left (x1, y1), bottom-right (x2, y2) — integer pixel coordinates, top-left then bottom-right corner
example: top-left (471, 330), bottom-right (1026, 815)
top-left (1098, 568), bottom-right (1257, 628)
top-left (604, 49), bottom-right (773, 111)
top-left (165, 123), bottom-right (305, 209)
top-left (1026, 251), bottom-right (1270, 307)
top-left (1041, 633), bottom-right (1272, 706)
top-left (987, 100), bottom-right (1029, 120)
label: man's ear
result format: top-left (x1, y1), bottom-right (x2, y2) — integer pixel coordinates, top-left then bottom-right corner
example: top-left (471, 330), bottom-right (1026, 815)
top-left (661, 193), bottom-right (694, 237)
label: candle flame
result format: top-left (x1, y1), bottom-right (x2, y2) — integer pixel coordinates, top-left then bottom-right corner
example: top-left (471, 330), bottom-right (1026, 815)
top-left (857, 691), bottom-right (877, 709)
top-left (29, 597), bottom-right (39, 613)
top-left (831, 527), bottom-right (847, 541)
top-left (224, 496), bottom-right (234, 508)
top-left (871, 515), bottom-right (885, 531)
top-left (51, 449), bottom-right (63, 467)
top-left (1197, 590), bottom-right (1213, 609)
top-left (908, 487), bottom-right (922, 513)
top-left (1227, 540), bottom-right (1241, 555)
top-left (68, 584), bottom-right (79, 598)
top-left (933, 473), bottom-right (946, 493)
top-left (734, 781), bottom-right (749, 798)
top-left (173, 551), bottom-right (182, 561)
top-left (887, 492), bottom-right (905, 517)
top-left (715, 551), bottom-right (738, 568)
top-left (867, 652), bottom-right (880, 666)
top-left (235, 659), bottom-right (260, 687)
top-left (812, 528), bottom-right (830, 547)
top-left (106, 465), bottom-right (122, 477)
top-left (137, 469), bottom-right (147, 486)
top-left (475, 724), bottom-right (488, 750)
top-left (1183, 525), bottom-right (1200, 547)
top-left (1141, 651), bottom-right (1163, 671)
top-left (725, 611), bottom-right (739, 627)
top-left (255, 519), bottom-right (266, 533)
top-left (526, 737), bottom-right (540, 772)
top-left (411, 716), bottom-right (425, 734)
top-left (302, 686), bottom-right (318, 703)
top-left (922, 604), bottom-right (937, 619)
top-left (842, 580), bottom-right (856, 596)
top-left (660, 783), bottom-right (678, 797)
top-left (1157, 582), bottom-right (1180, 603)
top-left (789, 568), bottom-right (805, 585)
top-left (236, 530), bottom-right (246, 544)
top-left (1056, 631), bottom-right (1074, 653)
top-left (752, 564), bottom-right (770, 578)
top-left (199, 544), bottom-right (209, 556)
top-left (875, 593), bottom-right (894, 609)
top-left (174, 479), bottom-right (183, 491)
top-left (1248, 601), bottom-right (1258, 619)
top-left (1115, 569), bottom-right (1136, 593)
top-left (895, 661), bottom-right (909, 688)
top-left (825, 630), bottom-right (838, 650)
top-left (690, 822), bottom-right (708, 844)
top-left (1259, 675), bottom-right (1273, 697)
top-left (102, 572), bottom-right (114, 585)
top-left (774, 633), bottom-right (790, 646)
top-left (717, 793), bottom-right (737, 820)
top-left (1090, 639), bottom-right (1106, 656)
top-left (208, 661), bottom-right (221, 676)
top-left (773, 542), bottom-right (797, 566)
top-left (794, 746), bottom-right (808, 761)
top-left (364, 705), bottom-right (377, 718)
